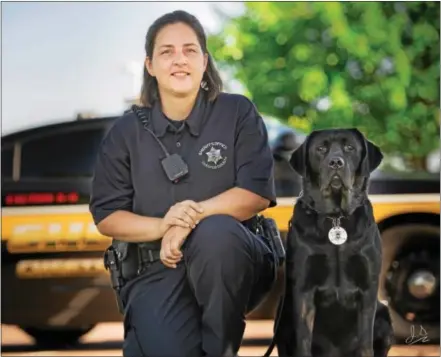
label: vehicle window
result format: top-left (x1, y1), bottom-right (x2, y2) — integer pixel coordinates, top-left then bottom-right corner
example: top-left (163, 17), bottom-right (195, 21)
top-left (1, 147), bottom-right (14, 179)
top-left (21, 128), bottom-right (106, 178)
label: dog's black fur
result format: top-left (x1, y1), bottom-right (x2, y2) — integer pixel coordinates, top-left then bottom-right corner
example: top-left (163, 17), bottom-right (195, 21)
top-left (275, 128), bottom-right (395, 357)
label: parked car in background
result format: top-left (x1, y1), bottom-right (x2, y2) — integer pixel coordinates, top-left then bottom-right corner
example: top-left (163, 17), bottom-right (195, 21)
top-left (2, 114), bottom-right (439, 346)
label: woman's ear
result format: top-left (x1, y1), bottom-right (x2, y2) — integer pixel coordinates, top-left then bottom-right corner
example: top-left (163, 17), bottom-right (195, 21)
top-left (203, 53), bottom-right (208, 72)
top-left (145, 57), bottom-right (155, 77)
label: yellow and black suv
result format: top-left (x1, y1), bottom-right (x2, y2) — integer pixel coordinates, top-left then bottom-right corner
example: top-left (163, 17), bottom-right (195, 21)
top-left (2, 116), bottom-right (439, 346)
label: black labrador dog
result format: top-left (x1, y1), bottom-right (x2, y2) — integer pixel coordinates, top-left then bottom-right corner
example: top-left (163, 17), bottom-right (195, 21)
top-left (274, 128), bottom-right (394, 357)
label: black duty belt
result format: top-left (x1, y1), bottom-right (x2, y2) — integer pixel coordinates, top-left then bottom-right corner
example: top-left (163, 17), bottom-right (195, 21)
top-left (137, 245), bottom-right (161, 274)
top-left (104, 242), bottom-right (162, 314)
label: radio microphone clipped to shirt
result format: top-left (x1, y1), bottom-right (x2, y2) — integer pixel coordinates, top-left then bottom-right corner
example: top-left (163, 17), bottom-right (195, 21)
top-left (131, 105), bottom-right (189, 183)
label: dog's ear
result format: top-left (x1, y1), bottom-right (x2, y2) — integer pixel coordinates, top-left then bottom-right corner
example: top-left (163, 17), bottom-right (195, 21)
top-left (289, 132), bottom-right (315, 177)
top-left (350, 128), bottom-right (383, 175)
top-left (289, 143), bottom-right (306, 177)
top-left (365, 139), bottom-right (383, 173)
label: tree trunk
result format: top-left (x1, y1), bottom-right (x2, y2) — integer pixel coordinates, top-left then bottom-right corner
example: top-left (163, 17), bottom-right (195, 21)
top-left (407, 156), bottom-right (428, 172)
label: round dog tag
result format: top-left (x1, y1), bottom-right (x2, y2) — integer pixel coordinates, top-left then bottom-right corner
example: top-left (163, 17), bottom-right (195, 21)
top-left (328, 227), bottom-right (348, 245)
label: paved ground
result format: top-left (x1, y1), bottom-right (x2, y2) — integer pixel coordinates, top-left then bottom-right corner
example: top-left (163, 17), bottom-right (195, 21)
top-left (1, 321), bottom-right (439, 356)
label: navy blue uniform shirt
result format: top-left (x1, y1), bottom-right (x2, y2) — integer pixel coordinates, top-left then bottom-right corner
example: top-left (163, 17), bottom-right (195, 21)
top-left (89, 91), bottom-right (277, 247)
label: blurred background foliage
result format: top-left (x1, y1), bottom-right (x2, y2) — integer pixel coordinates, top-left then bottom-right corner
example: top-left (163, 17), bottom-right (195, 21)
top-left (208, 2), bottom-right (440, 172)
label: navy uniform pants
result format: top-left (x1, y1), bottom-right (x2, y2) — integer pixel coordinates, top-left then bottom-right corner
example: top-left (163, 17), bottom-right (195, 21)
top-left (120, 214), bottom-right (276, 357)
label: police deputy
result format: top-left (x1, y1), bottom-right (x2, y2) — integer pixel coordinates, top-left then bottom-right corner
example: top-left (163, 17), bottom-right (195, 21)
top-left (90, 10), bottom-right (277, 357)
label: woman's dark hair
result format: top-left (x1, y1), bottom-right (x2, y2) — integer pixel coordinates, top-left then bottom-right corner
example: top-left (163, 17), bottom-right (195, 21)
top-left (140, 10), bottom-right (223, 107)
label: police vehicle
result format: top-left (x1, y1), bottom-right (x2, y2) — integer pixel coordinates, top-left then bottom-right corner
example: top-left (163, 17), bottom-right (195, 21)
top-left (2, 114), bottom-right (439, 346)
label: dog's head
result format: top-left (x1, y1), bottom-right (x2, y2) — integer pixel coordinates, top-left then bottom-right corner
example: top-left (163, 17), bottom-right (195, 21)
top-left (289, 128), bottom-right (383, 215)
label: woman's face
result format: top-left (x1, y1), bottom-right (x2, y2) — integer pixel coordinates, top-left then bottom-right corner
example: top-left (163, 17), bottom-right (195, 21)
top-left (146, 22), bottom-right (208, 98)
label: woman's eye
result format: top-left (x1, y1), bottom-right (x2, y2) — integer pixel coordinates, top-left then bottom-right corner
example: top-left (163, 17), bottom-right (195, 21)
top-left (344, 145), bottom-right (354, 152)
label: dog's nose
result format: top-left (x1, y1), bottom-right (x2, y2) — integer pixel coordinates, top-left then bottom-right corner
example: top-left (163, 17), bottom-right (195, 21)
top-left (329, 157), bottom-right (345, 169)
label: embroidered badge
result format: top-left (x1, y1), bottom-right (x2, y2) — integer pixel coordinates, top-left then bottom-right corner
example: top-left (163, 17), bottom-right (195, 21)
top-left (199, 142), bottom-right (228, 169)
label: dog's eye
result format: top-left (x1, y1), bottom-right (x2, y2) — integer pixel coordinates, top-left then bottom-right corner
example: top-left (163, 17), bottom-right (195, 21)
top-left (317, 146), bottom-right (327, 153)
top-left (344, 145), bottom-right (354, 152)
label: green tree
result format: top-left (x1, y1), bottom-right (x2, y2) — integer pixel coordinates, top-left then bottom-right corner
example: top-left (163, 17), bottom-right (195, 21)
top-left (208, 2), bottom-right (440, 171)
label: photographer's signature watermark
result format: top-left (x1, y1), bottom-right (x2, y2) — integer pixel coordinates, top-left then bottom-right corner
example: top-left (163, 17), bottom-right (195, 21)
top-left (405, 325), bottom-right (430, 345)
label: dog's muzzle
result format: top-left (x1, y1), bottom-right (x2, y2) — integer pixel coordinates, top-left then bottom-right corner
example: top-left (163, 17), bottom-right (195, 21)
top-left (320, 170), bottom-right (352, 192)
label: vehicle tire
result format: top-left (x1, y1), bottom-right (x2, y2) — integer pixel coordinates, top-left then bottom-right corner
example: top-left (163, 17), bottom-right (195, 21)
top-left (378, 223), bottom-right (440, 344)
top-left (22, 325), bottom-right (95, 347)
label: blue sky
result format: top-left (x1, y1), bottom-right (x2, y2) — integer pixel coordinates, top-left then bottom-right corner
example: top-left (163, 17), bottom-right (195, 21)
top-left (2, 2), bottom-right (244, 135)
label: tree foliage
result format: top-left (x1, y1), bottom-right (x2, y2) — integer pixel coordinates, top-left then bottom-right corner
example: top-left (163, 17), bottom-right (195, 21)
top-left (208, 2), bottom-right (440, 170)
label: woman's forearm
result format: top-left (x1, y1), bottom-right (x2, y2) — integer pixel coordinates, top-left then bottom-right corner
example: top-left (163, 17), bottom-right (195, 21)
top-left (198, 187), bottom-right (270, 222)
top-left (96, 188), bottom-right (269, 241)
top-left (96, 210), bottom-right (164, 242)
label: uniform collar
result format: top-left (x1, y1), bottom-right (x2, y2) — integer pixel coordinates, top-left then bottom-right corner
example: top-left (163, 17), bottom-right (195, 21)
top-left (151, 90), bottom-right (207, 138)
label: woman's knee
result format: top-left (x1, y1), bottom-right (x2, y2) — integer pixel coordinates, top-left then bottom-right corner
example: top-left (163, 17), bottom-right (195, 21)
top-left (185, 214), bottom-right (253, 258)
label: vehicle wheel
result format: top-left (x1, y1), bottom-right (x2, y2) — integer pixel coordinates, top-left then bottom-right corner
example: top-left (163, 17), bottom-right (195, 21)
top-left (379, 223), bottom-right (440, 343)
top-left (22, 325), bottom-right (95, 347)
